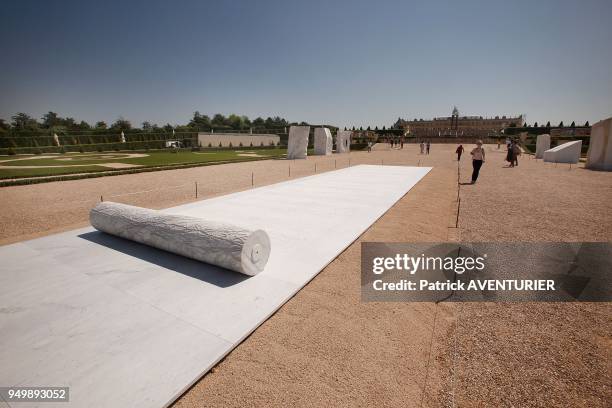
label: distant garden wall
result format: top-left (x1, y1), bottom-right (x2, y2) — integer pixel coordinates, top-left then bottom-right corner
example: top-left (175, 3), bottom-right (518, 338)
top-left (198, 133), bottom-right (280, 148)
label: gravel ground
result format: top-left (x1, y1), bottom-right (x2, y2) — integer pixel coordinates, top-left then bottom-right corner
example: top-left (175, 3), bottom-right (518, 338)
top-left (1, 144), bottom-right (610, 407)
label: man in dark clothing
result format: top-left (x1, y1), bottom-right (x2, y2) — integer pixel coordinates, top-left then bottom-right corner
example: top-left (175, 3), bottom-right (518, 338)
top-left (456, 144), bottom-right (464, 161)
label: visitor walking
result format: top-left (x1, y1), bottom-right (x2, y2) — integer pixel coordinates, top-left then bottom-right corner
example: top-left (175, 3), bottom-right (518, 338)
top-left (400, 138), bottom-right (404, 149)
top-left (426, 141), bottom-right (431, 155)
top-left (456, 144), bottom-right (464, 161)
top-left (420, 141), bottom-right (425, 154)
top-left (367, 141), bottom-right (372, 152)
top-left (507, 140), bottom-right (516, 167)
top-left (470, 140), bottom-right (485, 184)
top-left (512, 141), bottom-right (521, 166)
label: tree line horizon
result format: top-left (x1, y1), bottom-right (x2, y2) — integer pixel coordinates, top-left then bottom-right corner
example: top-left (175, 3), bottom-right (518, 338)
top-left (1, 111), bottom-right (590, 136)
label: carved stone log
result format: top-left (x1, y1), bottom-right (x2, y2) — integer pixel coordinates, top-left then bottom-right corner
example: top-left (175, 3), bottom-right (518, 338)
top-left (90, 202), bottom-right (270, 275)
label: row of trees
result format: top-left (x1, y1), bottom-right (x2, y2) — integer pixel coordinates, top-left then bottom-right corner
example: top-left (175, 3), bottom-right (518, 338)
top-left (0, 111), bottom-right (294, 135)
top-left (519, 121), bottom-right (589, 128)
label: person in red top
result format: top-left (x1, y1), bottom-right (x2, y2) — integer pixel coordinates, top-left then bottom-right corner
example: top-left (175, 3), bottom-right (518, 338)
top-left (456, 144), bottom-right (464, 161)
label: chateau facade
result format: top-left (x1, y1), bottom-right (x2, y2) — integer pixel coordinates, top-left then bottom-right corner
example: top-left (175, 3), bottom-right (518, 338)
top-left (397, 107), bottom-right (524, 138)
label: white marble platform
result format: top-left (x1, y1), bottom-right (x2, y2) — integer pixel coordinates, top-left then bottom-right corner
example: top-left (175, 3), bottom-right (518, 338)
top-left (0, 165), bottom-right (431, 408)
top-left (543, 140), bottom-right (582, 164)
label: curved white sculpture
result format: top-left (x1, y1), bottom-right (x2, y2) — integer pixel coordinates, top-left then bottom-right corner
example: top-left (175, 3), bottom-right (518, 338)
top-left (287, 126), bottom-right (309, 159)
top-left (314, 128), bottom-right (332, 155)
top-left (90, 202), bottom-right (271, 275)
top-left (535, 134), bottom-right (550, 159)
top-left (543, 140), bottom-right (582, 164)
top-left (336, 130), bottom-right (351, 153)
top-left (586, 117), bottom-right (612, 171)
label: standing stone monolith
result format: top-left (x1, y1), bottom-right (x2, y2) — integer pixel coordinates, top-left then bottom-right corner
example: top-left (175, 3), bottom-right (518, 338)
top-left (543, 140), bottom-right (582, 164)
top-left (313, 128), bottom-right (332, 155)
top-left (535, 134), bottom-right (550, 159)
top-left (336, 130), bottom-right (351, 153)
top-left (586, 117), bottom-right (612, 171)
top-left (287, 126), bottom-right (309, 159)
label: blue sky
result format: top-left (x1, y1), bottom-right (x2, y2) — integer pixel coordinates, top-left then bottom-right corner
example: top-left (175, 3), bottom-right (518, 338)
top-left (1, 0), bottom-right (611, 128)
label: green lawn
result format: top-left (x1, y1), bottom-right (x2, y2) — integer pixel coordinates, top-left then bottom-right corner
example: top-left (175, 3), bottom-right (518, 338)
top-left (0, 149), bottom-right (286, 179)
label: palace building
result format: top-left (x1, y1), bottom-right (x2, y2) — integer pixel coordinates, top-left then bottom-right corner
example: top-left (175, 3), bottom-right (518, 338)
top-left (396, 107), bottom-right (524, 138)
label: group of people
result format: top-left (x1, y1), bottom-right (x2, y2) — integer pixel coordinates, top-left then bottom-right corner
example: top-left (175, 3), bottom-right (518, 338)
top-left (453, 138), bottom-right (522, 184)
top-left (389, 138), bottom-right (405, 149)
top-left (419, 141), bottom-right (431, 154)
top-left (505, 139), bottom-right (521, 167)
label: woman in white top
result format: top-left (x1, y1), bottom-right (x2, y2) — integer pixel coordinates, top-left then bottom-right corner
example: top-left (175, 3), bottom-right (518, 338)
top-left (470, 140), bottom-right (486, 184)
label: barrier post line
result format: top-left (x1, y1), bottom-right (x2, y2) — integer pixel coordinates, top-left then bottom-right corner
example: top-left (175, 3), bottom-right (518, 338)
top-left (289, 165), bottom-right (291, 177)
top-left (195, 181), bottom-right (198, 198)
top-left (315, 162), bottom-right (317, 173)
top-left (335, 159), bottom-right (337, 169)
top-left (100, 195), bottom-right (104, 202)
top-left (251, 172), bottom-right (254, 187)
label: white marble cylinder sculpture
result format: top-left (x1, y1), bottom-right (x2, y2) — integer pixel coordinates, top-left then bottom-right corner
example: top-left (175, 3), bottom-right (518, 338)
top-left (287, 126), bottom-right (309, 159)
top-left (336, 130), bottom-right (351, 153)
top-left (90, 202), bottom-right (271, 275)
top-left (313, 128), bottom-right (332, 155)
top-left (535, 134), bottom-right (550, 159)
top-left (543, 140), bottom-right (582, 164)
top-left (586, 117), bottom-right (612, 171)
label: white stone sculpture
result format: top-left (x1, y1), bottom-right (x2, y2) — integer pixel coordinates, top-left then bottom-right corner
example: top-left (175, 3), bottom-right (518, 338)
top-left (53, 133), bottom-right (60, 147)
top-left (586, 117), bottom-right (612, 171)
top-left (336, 130), bottom-right (351, 153)
top-left (535, 134), bottom-right (550, 159)
top-left (313, 128), bottom-right (332, 155)
top-left (543, 140), bottom-right (582, 164)
top-left (120, 131), bottom-right (126, 143)
top-left (90, 202), bottom-right (271, 275)
top-left (287, 126), bottom-right (309, 159)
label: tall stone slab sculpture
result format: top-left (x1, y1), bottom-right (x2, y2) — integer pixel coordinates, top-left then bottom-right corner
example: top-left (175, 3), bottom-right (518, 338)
top-left (313, 128), bottom-right (333, 155)
top-left (586, 117), bottom-right (612, 171)
top-left (535, 134), bottom-right (550, 159)
top-left (287, 126), bottom-right (309, 159)
top-left (543, 140), bottom-right (582, 164)
top-left (90, 202), bottom-right (271, 276)
top-left (336, 130), bottom-right (351, 153)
